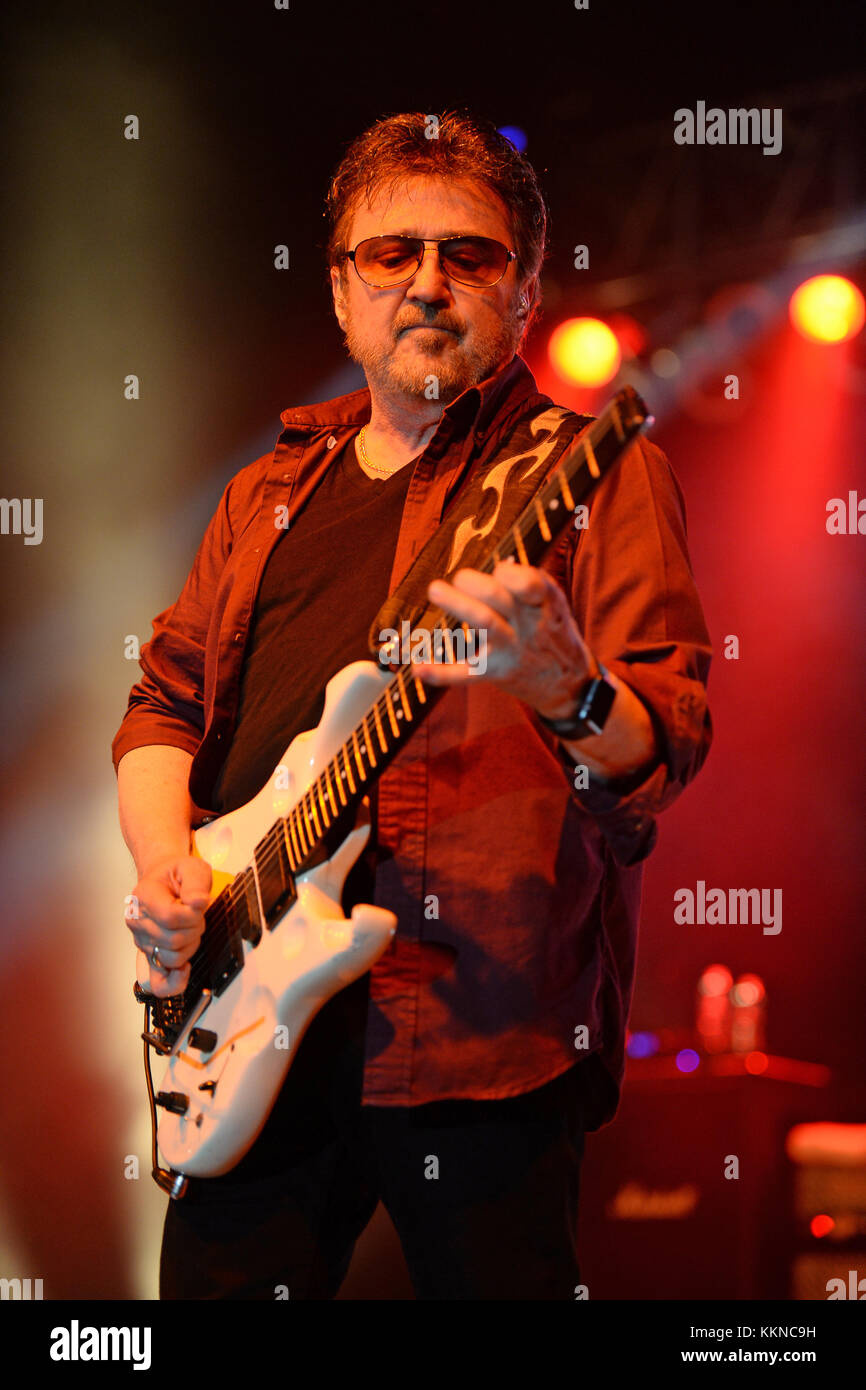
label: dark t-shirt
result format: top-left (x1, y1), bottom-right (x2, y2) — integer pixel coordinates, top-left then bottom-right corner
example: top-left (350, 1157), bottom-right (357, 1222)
top-left (212, 434), bottom-right (415, 817)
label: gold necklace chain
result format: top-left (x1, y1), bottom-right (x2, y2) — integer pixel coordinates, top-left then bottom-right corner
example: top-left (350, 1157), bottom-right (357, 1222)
top-left (357, 425), bottom-right (404, 478)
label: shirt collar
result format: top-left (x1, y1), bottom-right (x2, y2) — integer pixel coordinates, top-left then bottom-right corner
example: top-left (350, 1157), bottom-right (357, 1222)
top-left (278, 353), bottom-right (541, 436)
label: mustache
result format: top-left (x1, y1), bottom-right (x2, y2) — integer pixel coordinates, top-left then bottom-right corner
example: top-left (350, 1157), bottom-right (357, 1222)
top-left (395, 315), bottom-right (463, 336)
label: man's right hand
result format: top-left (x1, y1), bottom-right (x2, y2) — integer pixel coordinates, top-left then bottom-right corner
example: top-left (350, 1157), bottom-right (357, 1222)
top-left (125, 855), bottom-right (212, 998)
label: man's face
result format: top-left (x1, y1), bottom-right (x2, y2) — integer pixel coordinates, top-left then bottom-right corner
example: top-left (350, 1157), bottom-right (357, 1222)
top-left (330, 176), bottom-right (533, 403)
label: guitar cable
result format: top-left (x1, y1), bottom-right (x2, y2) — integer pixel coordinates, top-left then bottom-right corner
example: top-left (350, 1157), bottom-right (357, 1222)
top-left (141, 1002), bottom-right (189, 1200)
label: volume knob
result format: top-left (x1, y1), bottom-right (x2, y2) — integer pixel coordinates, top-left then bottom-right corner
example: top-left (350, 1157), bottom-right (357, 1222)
top-left (155, 1091), bottom-right (189, 1116)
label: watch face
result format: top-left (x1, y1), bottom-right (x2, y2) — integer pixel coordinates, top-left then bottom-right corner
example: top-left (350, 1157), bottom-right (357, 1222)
top-left (577, 673), bottom-right (616, 735)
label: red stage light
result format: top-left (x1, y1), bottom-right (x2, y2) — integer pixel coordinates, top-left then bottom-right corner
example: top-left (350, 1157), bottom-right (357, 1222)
top-left (744, 1050), bottom-right (768, 1074)
top-left (732, 974), bottom-right (766, 1007)
top-left (789, 275), bottom-right (865, 344)
top-left (810, 1214), bottom-right (835, 1239)
top-left (549, 317), bottom-right (621, 387)
top-left (698, 963), bottom-right (734, 997)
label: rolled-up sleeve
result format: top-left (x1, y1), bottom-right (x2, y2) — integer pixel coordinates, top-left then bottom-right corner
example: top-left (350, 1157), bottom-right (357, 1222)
top-left (548, 433), bottom-right (713, 865)
top-left (110, 481), bottom-right (235, 773)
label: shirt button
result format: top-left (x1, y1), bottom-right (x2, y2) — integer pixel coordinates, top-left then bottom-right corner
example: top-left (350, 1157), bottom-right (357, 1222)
top-left (282, 472), bottom-right (291, 481)
top-left (326, 435), bottom-right (337, 449)
top-left (233, 632), bottom-right (243, 643)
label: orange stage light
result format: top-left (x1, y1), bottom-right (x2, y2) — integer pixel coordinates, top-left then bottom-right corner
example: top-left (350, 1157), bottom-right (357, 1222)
top-left (548, 317), bottom-right (622, 387)
top-left (789, 275), bottom-right (865, 344)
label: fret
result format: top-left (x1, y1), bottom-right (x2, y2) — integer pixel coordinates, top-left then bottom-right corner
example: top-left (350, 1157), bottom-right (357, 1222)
top-left (307, 789), bottom-right (323, 839)
top-left (314, 778), bottom-right (330, 829)
top-left (331, 756), bottom-right (348, 807)
top-left (396, 670), bottom-right (412, 720)
top-left (559, 470), bottom-right (575, 511)
top-left (287, 810), bottom-right (303, 867)
top-left (513, 525), bottom-right (529, 564)
top-left (351, 728), bottom-right (366, 781)
top-left (414, 673), bottom-right (427, 704)
top-left (299, 805), bottom-right (313, 859)
top-left (372, 701), bottom-right (388, 754)
top-left (281, 818), bottom-right (297, 874)
top-left (342, 744), bottom-right (358, 796)
top-left (323, 763), bottom-right (338, 816)
top-left (533, 496), bottom-right (552, 542)
top-left (384, 687), bottom-right (400, 738)
top-left (583, 435), bottom-right (601, 478)
top-left (362, 717), bottom-right (378, 768)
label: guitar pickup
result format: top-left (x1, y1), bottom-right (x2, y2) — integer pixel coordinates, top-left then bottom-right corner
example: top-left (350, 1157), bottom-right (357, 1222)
top-left (256, 836), bottom-right (298, 931)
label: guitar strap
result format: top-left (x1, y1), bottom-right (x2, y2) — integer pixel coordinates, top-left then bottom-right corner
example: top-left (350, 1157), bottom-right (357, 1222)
top-left (367, 401), bottom-right (594, 654)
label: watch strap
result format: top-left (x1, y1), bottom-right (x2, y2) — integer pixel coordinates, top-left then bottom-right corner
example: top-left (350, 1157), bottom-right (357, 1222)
top-left (536, 665), bottom-right (616, 740)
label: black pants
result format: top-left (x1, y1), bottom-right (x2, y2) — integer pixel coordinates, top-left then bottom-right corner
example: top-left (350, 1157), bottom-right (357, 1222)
top-left (160, 978), bottom-right (590, 1300)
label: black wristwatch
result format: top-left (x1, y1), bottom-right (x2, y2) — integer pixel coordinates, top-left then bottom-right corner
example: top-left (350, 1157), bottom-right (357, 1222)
top-left (536, 664), bottom-right (616, 741)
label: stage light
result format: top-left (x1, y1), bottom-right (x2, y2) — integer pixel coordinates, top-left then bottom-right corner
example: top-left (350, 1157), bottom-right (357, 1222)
top-left (731, 974), bottom-right (766, 1007)
top-left (650, 347), bottom-right (680, 378)
top-left (698, 964), bottom-right (733, 997)
top-left (549, 317), bottom-right (621, 387)
top-left (810, 1214), bottom-right (835, 1239)
top-left (626, 1031), bottom-right (660, 1059)
top-left (497, 125), bottom-right (528, 153)
top-left (744, 1051), bottom-right (769, 1075)
top-left (789, 275), bottom-right (865, 344)
top-left (675, 1048), bottom-right (700, 1073)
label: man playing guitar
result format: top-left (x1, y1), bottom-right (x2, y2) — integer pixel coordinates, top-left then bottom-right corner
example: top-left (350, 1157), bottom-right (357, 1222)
top-left (113, 109), bottom-right (712, 1300)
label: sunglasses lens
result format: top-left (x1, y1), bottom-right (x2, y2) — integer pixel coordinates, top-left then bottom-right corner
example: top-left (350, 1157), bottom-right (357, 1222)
top-left (354, 236), bottom-right (421, 285)
top-left (351, 236), bottom-right (511, 286)
top-left (441, 237), bottom-right (509, 286)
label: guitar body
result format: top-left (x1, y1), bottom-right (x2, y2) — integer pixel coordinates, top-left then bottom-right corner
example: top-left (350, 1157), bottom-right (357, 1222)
top-left (145, 660), bottom-right (398, 1178)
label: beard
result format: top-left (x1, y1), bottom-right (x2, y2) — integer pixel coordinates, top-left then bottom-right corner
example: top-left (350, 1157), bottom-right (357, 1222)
top-left (341, 297), bottom-right (525, 402)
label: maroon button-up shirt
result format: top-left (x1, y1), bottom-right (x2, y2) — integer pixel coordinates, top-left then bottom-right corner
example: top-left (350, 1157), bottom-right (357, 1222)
top-left (112, 355), bottom-right (712, 1127)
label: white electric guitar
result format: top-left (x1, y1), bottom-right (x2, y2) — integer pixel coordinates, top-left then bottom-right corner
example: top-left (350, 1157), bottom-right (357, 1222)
top-left (135, 386), bottom-right (652, 1196)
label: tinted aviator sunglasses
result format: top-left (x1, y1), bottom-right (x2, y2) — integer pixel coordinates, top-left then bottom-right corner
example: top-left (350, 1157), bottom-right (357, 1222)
top-left (341, 235), bottom-right (516, 288)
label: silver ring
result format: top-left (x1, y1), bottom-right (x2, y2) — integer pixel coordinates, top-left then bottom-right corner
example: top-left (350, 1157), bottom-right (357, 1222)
top-left (151, 945), bottom-right (165, 971)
